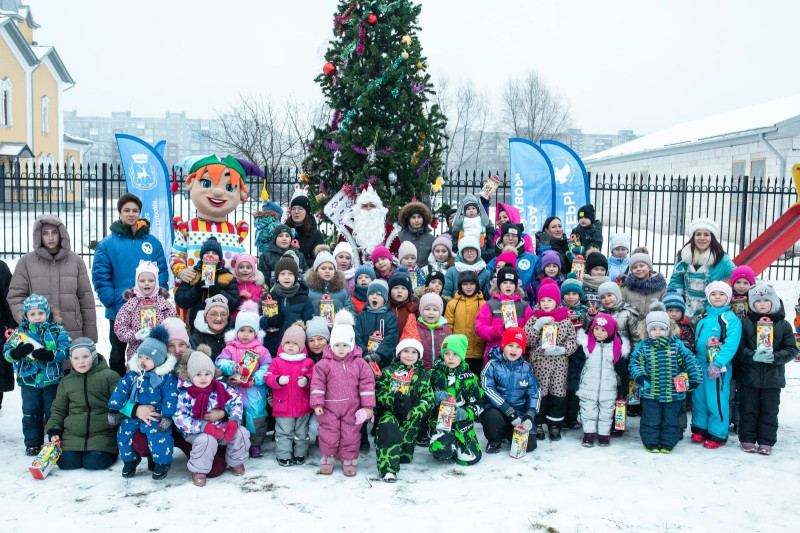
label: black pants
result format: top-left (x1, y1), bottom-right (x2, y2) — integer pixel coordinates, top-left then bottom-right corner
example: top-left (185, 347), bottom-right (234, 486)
top-left (109, 319), bottom-right (127, 377)
top-left (480, 407), bottom-right (536, 451)
top-left (20, 384), bottom-right (58, 447)
top-left (738, 385), bottom-right (781, 446)
top-left (640, 399), bottom-right (681, 447)
top-left (565, 390), bottom-right (580, 426)
top-left (534, 395), bottom-right (566, 428)
top-left (58, 450), bottom-right (117, 470)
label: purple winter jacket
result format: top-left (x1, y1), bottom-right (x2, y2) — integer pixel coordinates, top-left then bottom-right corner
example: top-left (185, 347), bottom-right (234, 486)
top-left (309, 345), bottom-right (376, 424)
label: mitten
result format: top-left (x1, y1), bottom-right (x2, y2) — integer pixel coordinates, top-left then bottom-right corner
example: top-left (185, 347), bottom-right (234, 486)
top-left (297, 376), bottom-right (309, 388)
top-left (434, 390), bottom-right (451, 403)
top-left (510, 416), bottom-right (522, 427)
top-left (533, 316), bottom-right (553, 331)
top-left (9, 343), bottom-right (34, 360)
top-left (614, 274), bottom-right (627, 285)
top-left (635, 375), bottom-right (649, 387)
top-left (277, 375), bottom-right (290, 386)
top-left (223, 420), bottom-right (239, 442)
top-left (503, 406), bottom-right (516, 421)
top-left (240, 378), bottom-right (254, 389)
top-left (543, 346), bottom-right (566, 356)
top-left (134, 328), bottom-right (151, 341)
top-left (239, 289), bottom-right (252, 300)
top-left (157, 417), bottom-right (172, 433)
top-left (107, 411), bottom-right (122, 426)
top-left (753, 347), bottom-right (774, 364)
top-left (688, 380), bottom-right (701, 391)
top-left (455, 407), bottom-right (468, 422)
top-left (355, 408), bottom-right (372, 425)
top-left (31, 348), bottom-right (55, 362)
top-left (522, 419), bottom-right (533, 431)
top-left (238, 365), bottom-right (251, 379)
top-left (707, 365), bottom-right (721, 380)
top-left (203, 423), bottom-right (224, 439)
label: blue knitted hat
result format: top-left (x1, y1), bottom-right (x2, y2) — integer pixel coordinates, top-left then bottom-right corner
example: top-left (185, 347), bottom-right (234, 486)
top-left (662, 289), bottom-right (686, 316)
top-left (23, 294), bottom-right (50, 321)
top-left (355, 263), bottom-right (376, 282)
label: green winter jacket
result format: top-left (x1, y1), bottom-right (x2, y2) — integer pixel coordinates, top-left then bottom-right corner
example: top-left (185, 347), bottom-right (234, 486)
top-left (377, 359), bottom-right (434, 423)
top-left (45, 357), bottom-right (121, 454)
top-left (429, 359), bottom-right (484, 430)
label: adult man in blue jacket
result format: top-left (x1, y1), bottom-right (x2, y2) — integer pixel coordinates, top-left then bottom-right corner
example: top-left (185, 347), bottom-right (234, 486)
top-left (92, 194), bottom-right (168, 376)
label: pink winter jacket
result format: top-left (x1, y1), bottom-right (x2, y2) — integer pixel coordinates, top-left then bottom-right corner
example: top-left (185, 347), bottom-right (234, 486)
top-left (113, 288), bottom-right (177, 362)
top-left (310, 345), bottom-right (376, 423)
top-left (266, 351), bottom-right (315, 418)
top-left (234, 278), bottom-right (265, 319)
top-left (475, 291), bottom-right (534, 360)
top-left (216, 334), bottom-right (272, 411)
top-left (492, 202), bottom-right (535, 253)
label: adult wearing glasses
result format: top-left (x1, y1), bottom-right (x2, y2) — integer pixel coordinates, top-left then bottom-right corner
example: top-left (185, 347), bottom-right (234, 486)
top-left (189, 295), bottom-right (234, 359)
top-left (286, 195), bottom-right (325, 265)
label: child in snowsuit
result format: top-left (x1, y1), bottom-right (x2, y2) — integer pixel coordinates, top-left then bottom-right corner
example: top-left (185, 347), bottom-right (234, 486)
top-left (428, 334), bottom-right (484, 465)
top-left (354, 279), bottom-right (399, 368)
top-left (421, 234), bottom-right (455, 279)
top-left (260, 255), bottom-right (313, 357)
top-left (108, 326), bottom-right (178, 479)
top-left (3, 294), bottom-right (70, 455)
top-left (257, 223), bottom-right (307, 285)
top-left (231, 254), bottom-right (267, 317)
top-left (621, 248), bottom-right (667, 317)
top-left (114, 260), bottom-right (177, 364)
top-left (475, 266), bottom-right (534, 364)
top-left (480, 327), bottom-right (539, 454)
top-left (691, 281), bottom-right (742, 449)
top-left (735, 283), bottom-right (797, 455)
top-left (629, 301), bottom-right (703, 453)
top-left (216, 303), bottom-right (272, 458)
top-left (416, 292), bottom-right (451, 371)
top-left (582, 252), bottom-right (611, 307)
top-left (175, 237), bottom-right (240, 331)
top-left (444, 270), bottom-right (487, 376)
top-left (310, 310), bottom-right (375, 477)
top-left (174, 346), bottom-right (249, 486)
top-left (561, 274), bottom-right (589, 429)
top-left (375, 316), bottom-right (434, 482)
top-left (607, 233), bottom-right (631, 282)
top-left (351, 264), bottom-right (376, 314)
top-left (388, 269), bottom-right (419, 330)
top-left (526, 278), bottom-right (578, 441)
top-left (662, 289), bottom-right (696, 437)
top-left (570, 204), bottom-right (603, 251)
top-left (451, 194), bottom-right (494, 253)
top-left (304, 251), bottom-right (356, 324)
top-left (266, 323), bottom-right (315, 466)
top-left (577, 314), bottom-right (629, 447)
top-left (398, 241), bottom-right (426, 290)
top-left (333, 242), bottom-right (357, 293)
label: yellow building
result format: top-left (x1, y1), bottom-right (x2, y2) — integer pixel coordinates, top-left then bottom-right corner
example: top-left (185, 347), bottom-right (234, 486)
top-left (1, 1), bottom-right (89, 202)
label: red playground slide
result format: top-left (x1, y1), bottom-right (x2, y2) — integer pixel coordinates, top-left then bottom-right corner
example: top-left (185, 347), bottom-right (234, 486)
top-left (732, 164), bottom-right (800, 276)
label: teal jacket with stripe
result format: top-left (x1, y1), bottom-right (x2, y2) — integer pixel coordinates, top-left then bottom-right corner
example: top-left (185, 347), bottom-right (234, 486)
top-left (629, 335), bottom-right (703, 402)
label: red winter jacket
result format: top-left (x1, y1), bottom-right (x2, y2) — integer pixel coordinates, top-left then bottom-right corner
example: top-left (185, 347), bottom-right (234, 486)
top-left (416, 317), bottom-right (452, 370)
top-left (266, 352), bottom-right (314, 418)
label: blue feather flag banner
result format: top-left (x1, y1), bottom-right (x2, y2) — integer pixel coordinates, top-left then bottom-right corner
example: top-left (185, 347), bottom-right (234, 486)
top-left (509, 138), bottom-right (555, 234)
top-left (540, 140), bottom-right (589, 229)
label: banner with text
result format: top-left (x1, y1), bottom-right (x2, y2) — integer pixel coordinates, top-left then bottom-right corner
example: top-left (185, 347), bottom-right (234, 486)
top-left (509, 138), bottom-right (555, 234)
top-left (540, 139), bottom-right (589, 229)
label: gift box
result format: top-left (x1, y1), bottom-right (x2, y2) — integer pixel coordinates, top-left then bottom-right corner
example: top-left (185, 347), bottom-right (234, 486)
top-left (201, 261), bottom-right (216, 288)
top-left (139, 299), bottom-right (157, 331)
top-left (367, 330), bottom-right (383, 356)
top-left (261, 295), bottom-right (278, 318)
top-left (614, 399), bottom-right (626, 431)
top-left (570, 255), bottom-right (586, 282)
top-left (541, 324), bottom-right (558, 350)
top-left (480, 174), bottom-right (501, 198)
top-left (390, 368), bottom-right (414, 395)
top-left (510, 426), bottom-right (529, 459)
top-left (319, 294), bottom-right (335, 326)
top-left (730, 295), bottom-right (748, 320)
top-left (674, 372), bottom-right (689, 393)
top-left (29, 443), bottom-right (61, 480)
top-left (627, 380), bottom-right (641, 406)
top-left (435, 396), bottom-right (457, 433)
top-left (501, 300), bottom-right (518, 329)
top-left (234, 350), bottom-right (259, 383)
top-left (756, 317), bottom-right (774, 352)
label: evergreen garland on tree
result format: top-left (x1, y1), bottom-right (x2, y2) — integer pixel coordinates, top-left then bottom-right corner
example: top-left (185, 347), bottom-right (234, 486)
top-left (302, 0), bottom-right (448, 218)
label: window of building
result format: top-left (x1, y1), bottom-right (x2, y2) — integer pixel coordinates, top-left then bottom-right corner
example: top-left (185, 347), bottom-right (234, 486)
top-left (41, 95), bottom-right (49, 135)
top-left (0, 78), bottom-right (12, 128)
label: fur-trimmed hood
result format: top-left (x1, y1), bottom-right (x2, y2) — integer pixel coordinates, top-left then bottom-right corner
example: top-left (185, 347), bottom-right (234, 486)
top-left (123, 287), bottom-right (171, 301)
top-left (623, 271), bottom-right (667, 295)
top-left (636, 320), bottom-right (680, 341)
top-left (413, 285), bottom-right (451, 304)
top-left (303, 268), bottom-right (346, 292)
top-left (127, 349), bottom-right (177, 377)
top-left (397, 201), bottom-right (433, 228)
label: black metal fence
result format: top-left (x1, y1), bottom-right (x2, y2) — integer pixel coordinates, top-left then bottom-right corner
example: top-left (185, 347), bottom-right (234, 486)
top-left (1, 163), bottom-right (797, 280)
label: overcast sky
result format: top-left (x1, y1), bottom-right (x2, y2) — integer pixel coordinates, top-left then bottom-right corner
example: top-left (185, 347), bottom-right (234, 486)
top-left (27, 0), bottom-right (800, 135)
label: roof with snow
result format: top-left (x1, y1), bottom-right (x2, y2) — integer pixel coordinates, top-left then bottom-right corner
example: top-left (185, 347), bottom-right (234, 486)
top-left (586, 94), bottom-right (800, 162)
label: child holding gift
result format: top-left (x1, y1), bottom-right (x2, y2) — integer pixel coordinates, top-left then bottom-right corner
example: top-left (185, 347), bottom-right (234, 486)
top-left (662, 289), bottom-right (695, 437)
top-left (416, 292), bottom-right (451, 371)
top-left (525, 278), bottom-right (578, 441)
top-left (3, 295), bottom-right (70, 455)
top-left (174, 346), bottom-right (249, 486)
top-left (375, 316), bottom-right (434, 483)
top-left (113, 260), bottom-right (177, 365)
top-left (388, 270), bottom-right (419, 331)
top-left (475, 266), bottom-right (533, 364)
top-left (444, 270), bottom-right (486, 375)
top-left (428, 334), bottom-right (484, 465)
top-left (231, 254), bottom-right (267, 316)
top-left (266, 322), bottom-right (315, 466)
top-left (561, 274), bottom-right (590, 429)
top-left (570, 204), bottom-right (604, 251)
top-left (310, 311), bottom-right (375, 477)
top-left (451, 194), bottom-right (494, 253)
top-left (260, 255), bottom-right (313, 358)
top-left (216, 303), bottom-right (272, 458)
top-left (304, 251), bottom-right (356, 325)
top-left (107, 326), bottom-right (178, 480)
top-left (354, 279), bottom-right (399, 369)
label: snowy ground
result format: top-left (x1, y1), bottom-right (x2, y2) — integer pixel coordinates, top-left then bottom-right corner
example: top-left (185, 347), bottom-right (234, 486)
top-left (0, 284), bottom-right (798, 532)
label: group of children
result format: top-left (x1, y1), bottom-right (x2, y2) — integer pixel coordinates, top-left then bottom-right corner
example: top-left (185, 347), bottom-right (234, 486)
top-left (4, 195), bottom-right (798, 486)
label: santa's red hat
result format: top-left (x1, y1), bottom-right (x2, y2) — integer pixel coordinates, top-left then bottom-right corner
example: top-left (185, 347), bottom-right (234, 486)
top-left (395, 315), bottom-right (423, 357)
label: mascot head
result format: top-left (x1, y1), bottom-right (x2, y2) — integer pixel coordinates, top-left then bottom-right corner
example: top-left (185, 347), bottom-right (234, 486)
top-left (186, 154), bottom-right (249, 221)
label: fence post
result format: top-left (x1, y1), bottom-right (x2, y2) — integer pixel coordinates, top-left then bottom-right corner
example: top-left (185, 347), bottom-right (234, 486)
top-left (102, 163), bottom-right (108, 235)
top-left (0, 163), bottom-right (5, 205)
top-left (739, 174), bottom-right (749, 253)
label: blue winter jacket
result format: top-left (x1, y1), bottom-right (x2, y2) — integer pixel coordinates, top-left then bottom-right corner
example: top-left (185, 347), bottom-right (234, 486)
top-left (354, 303), bottom-right (399, 367)
top-left (3, 320), bottom-right (70, 388)
top-left (480, 345), bottom-right (540, 415)
top-left (108, 370), bottom-right (178, 417)
top-left (694, 305), bottom-right (742, 370)
top-left (486, 251), bottom-right (539, 294)
top-left (92, 219), bottom-right (168, 320)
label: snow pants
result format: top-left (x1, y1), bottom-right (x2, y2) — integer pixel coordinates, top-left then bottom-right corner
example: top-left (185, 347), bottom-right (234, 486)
top-left (480, 407), bottom-right (536, 451)
top-left (691, 362), bottom-right (732, 443)
top-left (20, 384), bottom-right (57, 447)
top-left (133, 426), bottom-right (228, 477)
top-left (118, 417), bottom-right (173, 465)
top-left (579, 397), bottom-right (615, 436)
top-left (317, 410), bottom-right (361, 461)
top-left (376, 411), bottom-right (425, 476)
top-left (738, 386), bottom-right (781, 447)
top-left (247, 415), bottom-right (268, 447)
top-left (640, 399), bottom-right (681, 448)
top-left (429, 421), bottom-right (481, 465)
top-left (534, 394), bottom-right (567, 428)
top-left (275, 414), bottom-right (311, 460)
top-left (58, 450), bottom-right (117, 470)
top-left (184, 426), bottom-right (250, 474)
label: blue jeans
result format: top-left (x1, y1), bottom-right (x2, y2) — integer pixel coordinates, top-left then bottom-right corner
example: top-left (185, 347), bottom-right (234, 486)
top-left (20, 384), bottom-right (58, 447)
top-left (640, 398), bottom-right (682, 448)
top-left (58, 450), bottom-right (117, 470)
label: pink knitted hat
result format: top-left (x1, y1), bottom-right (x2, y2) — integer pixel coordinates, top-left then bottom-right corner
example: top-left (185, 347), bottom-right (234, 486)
top-left (537, 278), bottom-right (561, 304)
top-left (134, 260), bottom-right (160, 297)
top-left (588, 313), bottom-right (621, 364)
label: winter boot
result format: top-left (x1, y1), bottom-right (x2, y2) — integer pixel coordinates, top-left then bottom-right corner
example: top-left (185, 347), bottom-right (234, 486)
top-left (740, 442), bottom-right (756, 453)
top-left (319, 455), bottom-right (335, 475)
top-left (192, 472), bottom-right (207, 487)
top-left (548, 426), bottom-right (562, 441)
top-left (485, 441), bottom-right (501, 454)
top-left (25, 445), bottom-right (40, 456)
top-left (382, 472), bottom-right (397, 483)
top-left (293, 456), bottom-right (306, 465)
top-left (660, 445), bottom-right (674, 454)
top-left (757, 445), bottom-right (772, 456)
top-left (703, 440), bottom-right (724, 449)
top-left (690, 433), bottom-right (705, 443)
top-left (121, 458), bottom-right (141, 478)
top-left (565, 420), bottom-right (582, 430)
top-left (146, 456), bottom-right (155, 471)
top-left (597, 435), bottom-right (610, 447)
top-left (152, 462), bottom-right (171, 480)
top-left (644, 444), bottom-right (660, 453)
top-left (249, 446), bottom-right (263, 458)
top-left (342, 459), bottom-right (357, 477)
top-left (581, 433), bottom-right (596, 448)
top-left (231, 464), bottom-right (245, 476)
top-left (535, 425), bottom-right (546, 440)
top-left (277, 458), bottom-right (294, 467)
top-left (360, 423), bottom-right (370, 451)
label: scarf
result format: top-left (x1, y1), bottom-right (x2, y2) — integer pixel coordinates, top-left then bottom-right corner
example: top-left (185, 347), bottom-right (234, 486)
top-left (341, 266), bottom-right (355, 280)
top-left (533, 306), bottom-right (569, 322)
top-left (185, 380), bottom-right (231, 420)
top-left (273, 283), bottom-right (301, 299)
top-left (582, 274), bottom-right (610, 291)
top-left (353, 284), bottom-right (369, 302)
top-left (454, 258), bottom-right (487, 273)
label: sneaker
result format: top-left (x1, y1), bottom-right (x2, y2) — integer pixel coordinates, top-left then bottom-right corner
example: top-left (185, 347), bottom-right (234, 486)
top-left (485, 441), bottom-right (501, 454)
top-left (191, 472), bottom-right (207, 487)
top-left (293, 456), bottom-right (306, 465)
top-left (690, 433), bottom-right (705, 443)
top-left (548, 427), bottom-right (562, 441)
top-left (25, 445), bottom-right (40, 456)
top-left (644, 444), bottom-right (660, 453)
top-left (660, 445), bottom-right (674, 454)
top-left (342, 459), bottom-right (357, 477)
top-left (535, 425), bottom-right (546, 440)
top-left (152, 462), bottom-right (171, 480)
top-left (757, 445), bottom-right (772, 456)
top-left (249, 446), bottom-right (263, 458)
top-left (382, 472), bottom-right (397, 483)
top-left (703, 440), bottom-right (724, 449)
top-left (231, 464), bottom-right (245, 476)
top-left (319, 455), bottom-right (334, 475)
top-left (740, 442), bottom-right (756, 453)
top-left (581, 433), bottom-right (596, 448)
top-left (146, 456), bottom-right (155, 471)
top-left (121, 457), bottom-right (141, 478)
top-left (597, 435), bottom-right (610, 447)
top-left (277, 458), bottom-right (294, 467)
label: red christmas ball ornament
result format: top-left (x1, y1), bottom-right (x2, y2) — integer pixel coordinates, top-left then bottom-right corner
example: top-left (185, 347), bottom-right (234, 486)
top-left (323, 62), bottom-right (336, 76)
top-left (366, 13), bottom-right (378, 25)
top-left (430, 218), bottom-right (439, 230)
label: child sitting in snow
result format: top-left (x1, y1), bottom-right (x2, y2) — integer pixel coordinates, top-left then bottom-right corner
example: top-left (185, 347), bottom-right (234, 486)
top-left (114, 260), bottom-right (177, 367)
top-left (629, 302), bottom-right (702, 453)
top-left (174, 346), bottom-right (249, 486)
top-left (398, 241), bottom-right (426, 290)
top-left (231, 254), bottom-right (266, 316)
top-left (570, 204), bottom-right (603, 251)
top-left (215, 303), bottom-right (272, 458)
top-left (375, 316), bottom-right (434, 483)
top-left (266, 322), bottom-right (315, 466)
top-left (421, 234), bottom-right (455, 279)
top-left (607, 233), bottom-right (631, 282)
top-left (428, 334), bottom-right (484, 465)
top-left (351, 264), bottom-right (376, 314)
top-left (333, 242), bottom-right (357, 293)
top-left (107, 326), bottom-right (178, 480)
top-left (310, 311), bottom-right (375, 477)
top-left (479, 327), bottom-right (539, 454)
top-left (577, 314), bottom-right (628, 448)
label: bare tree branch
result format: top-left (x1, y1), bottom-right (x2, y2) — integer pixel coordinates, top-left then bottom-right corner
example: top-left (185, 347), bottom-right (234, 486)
top-left (501, 71), bottom-right (571, 143)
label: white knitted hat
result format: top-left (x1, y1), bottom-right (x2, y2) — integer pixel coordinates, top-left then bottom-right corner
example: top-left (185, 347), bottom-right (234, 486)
top-left (686, 218), bottom-right (720, 240)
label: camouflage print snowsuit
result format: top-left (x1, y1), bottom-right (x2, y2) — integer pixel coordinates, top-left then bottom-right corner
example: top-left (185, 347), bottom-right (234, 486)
top-left (375, 359), bottom-right (433, 477)
top-left (428, 360), bottom-right (484, 465)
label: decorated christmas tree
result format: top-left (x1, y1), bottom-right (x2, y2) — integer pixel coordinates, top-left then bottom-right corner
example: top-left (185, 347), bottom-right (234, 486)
top-left (302, 0), bottom-right (448, 216)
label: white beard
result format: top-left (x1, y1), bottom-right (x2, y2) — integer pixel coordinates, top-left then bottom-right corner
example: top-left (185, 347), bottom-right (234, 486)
top-left (350, 207), bottom-right (387, 254)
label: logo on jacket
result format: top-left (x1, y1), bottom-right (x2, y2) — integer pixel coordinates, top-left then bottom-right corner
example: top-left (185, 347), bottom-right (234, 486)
top-left (142, 242), bottom-right (153, 255)
top-left (519, 379), bottom-right (528, 386)
top-left (518, 259), bottom-right (530, 270)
